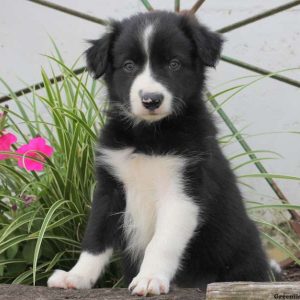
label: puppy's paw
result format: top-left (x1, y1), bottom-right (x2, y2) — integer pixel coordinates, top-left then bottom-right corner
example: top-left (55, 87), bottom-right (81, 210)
top-left (47, 269), bottom-right (93, 289)
top-left (47, 269), bottom-right (68, 289)
top-left (129, 274), bottom-right (169, 296)
top-left (64, 273), bottom-right (93, 289)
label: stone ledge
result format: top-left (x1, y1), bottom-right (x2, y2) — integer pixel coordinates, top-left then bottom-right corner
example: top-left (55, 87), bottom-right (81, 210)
top-left (1, 282), bottom-right (300, 300)
top-left (0, 285), bottom-right (204, 300)
top-left (207, 281), bottom-right (300, 300)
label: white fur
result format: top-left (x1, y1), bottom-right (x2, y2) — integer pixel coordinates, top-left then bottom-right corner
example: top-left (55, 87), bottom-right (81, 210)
top-left (142, 24), bottom-right (153, 56)
top-left (99, 147), bottom-right (199, 295)
top-left (269, 259), bottom-right (281, 274)
top-left (129, 275), bottom-right (169, 296)
top-left (47, 249), bottom-right (113, 289)
top-left (129, 25), bottom-right (173, 122)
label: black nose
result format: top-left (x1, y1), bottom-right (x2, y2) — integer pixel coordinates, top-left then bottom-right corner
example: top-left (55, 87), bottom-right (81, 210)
top-left (140, 92), bottom-right (164, 110)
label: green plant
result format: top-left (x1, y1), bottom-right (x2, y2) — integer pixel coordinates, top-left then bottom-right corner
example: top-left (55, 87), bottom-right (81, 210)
top-left (0, 51), bottom-right (125, 286)
top-left (0, 0), bottom-right (299, 284)
top-left (0, 50), bottom-right (299, 286)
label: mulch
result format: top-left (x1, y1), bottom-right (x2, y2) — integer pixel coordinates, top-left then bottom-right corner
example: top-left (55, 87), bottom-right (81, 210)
top-left (282, 264), bottom-right (300, 281)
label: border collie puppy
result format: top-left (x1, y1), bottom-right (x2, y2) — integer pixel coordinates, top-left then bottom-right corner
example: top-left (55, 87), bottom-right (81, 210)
top-left (48, 11), bottom-right (273, 296)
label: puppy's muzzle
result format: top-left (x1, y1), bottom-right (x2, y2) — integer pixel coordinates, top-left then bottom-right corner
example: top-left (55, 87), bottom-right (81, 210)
top-left (140, 91), bottom-right (164, 110)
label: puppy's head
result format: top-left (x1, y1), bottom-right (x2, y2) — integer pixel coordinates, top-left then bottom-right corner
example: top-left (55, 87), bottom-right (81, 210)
top-left (86, 12), bottom-right (223, 123)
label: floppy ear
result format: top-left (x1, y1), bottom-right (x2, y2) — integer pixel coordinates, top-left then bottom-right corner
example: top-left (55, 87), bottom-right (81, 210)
top-left (86, 22), bottom-right (120, 78)
top-left (183, 16), bottom-right (224, 67)
top-left (86, 34), bottom-right (111, 79)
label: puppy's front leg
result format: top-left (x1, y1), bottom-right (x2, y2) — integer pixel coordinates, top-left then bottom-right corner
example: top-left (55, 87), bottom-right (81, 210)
top-left (48, 168), bottom-right (124, 289)
top-left (47, 248), bottom-right (113, 289)
top-left (129, 195), bottom-right (199, 296)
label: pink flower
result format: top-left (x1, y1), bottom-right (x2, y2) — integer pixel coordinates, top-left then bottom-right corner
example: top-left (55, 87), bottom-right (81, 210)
top-left (16, 137), bottom-right (54, 171)
top-left (0, 133), bottom-right (17, 160)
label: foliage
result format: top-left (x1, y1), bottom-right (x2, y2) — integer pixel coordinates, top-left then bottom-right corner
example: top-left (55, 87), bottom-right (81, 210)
top-left (0, 51), bottom-right (299, 286)
top-left (0, 52), bottom-right (122, 286)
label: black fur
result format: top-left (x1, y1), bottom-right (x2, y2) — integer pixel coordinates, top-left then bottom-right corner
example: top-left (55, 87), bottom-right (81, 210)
top-left (83, 11), bottom-right (271, 288)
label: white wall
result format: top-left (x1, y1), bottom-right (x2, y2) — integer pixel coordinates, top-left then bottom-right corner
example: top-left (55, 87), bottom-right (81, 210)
top-left (1, 0), bottom-right (299, 215)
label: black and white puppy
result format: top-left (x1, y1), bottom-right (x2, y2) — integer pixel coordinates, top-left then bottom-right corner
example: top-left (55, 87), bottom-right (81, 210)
top-left (48, 11), bottom-right (274, 296)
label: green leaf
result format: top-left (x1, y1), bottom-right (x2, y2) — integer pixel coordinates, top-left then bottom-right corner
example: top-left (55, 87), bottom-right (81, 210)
top-left (22, 241), bottom-right (38, 264)
top-left (0, 265), bottom-right (4, 277)
top-left (140, 0), bottom-right (154, 11)
top-left (32, 199), bottom-right (69, 285)
top-left (248, 204), bottom-right (300, 211)
top-left (64, 124), bottom-right (81, 199)
top-left (13, 261), bottom-right (49, 284)
top-left (6, 244), bottom-right (18, 259)
top-left (6, 262), bottom-right (27, 276)
top-left (239, 173), bottom-right (300, 181)
top-left (0, 259), bottom-right (26, 267)
top-left (260, 231), bottom-right (300, 265)
top-left (0, 211), bottom-right (35, 244)
top-left (45, 251), bottom-right (65, 272)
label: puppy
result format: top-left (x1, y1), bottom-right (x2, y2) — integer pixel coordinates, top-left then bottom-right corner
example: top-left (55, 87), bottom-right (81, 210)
top-left (48, 11), bottom-right (275, 296)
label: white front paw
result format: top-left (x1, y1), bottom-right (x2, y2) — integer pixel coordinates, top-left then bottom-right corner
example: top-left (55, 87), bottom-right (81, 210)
top-left (47, 269), bottom-right (93, 289)
top-left (47, 270), bottom-right (68, 289)
top-left (129, 274), bottom-right (170, 296)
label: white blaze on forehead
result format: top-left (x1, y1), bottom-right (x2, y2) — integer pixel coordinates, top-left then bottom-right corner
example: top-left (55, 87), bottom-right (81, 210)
top-left (143, 24), bottom-right (154, 56)
top-left (129, 24), bottom-right (173, 122)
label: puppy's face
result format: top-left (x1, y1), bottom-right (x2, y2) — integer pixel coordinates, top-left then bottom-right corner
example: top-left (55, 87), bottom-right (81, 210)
top-left (86, 12), bottom-right (223, 123)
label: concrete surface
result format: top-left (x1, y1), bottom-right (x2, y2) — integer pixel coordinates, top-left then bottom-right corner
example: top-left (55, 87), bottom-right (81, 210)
top-left (0, 284), bottom-right (205, 300)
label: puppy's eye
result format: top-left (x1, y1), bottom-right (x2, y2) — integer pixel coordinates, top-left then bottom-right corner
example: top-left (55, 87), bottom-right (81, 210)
top-left (169, 59), bottom-right (181, 71)
top-left (123, 60), bottom-right (136, 73)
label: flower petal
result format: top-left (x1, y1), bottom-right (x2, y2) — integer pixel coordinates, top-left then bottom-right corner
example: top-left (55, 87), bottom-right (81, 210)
top-left (16, 137), bottom-right (53, 171)
top-left (18, 157), bottom-right (44, 171)
top-left (0, 133), bottom-right (17, 160)
top-left (40, 145), bottom-right (54, 157)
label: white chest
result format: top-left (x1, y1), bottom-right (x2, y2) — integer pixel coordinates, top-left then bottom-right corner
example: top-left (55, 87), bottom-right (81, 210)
top-left (98, 147), bottom-right (186, 259)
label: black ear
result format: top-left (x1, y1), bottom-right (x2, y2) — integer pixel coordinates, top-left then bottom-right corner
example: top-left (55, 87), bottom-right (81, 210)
top-left (86, 22), bottom-right (120, 78)
top-left (183, 16), bottom-right (224, 67)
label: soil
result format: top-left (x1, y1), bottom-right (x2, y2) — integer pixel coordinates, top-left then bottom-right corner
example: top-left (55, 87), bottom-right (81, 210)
top-left (282, 264), bottom-right (300, 281)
